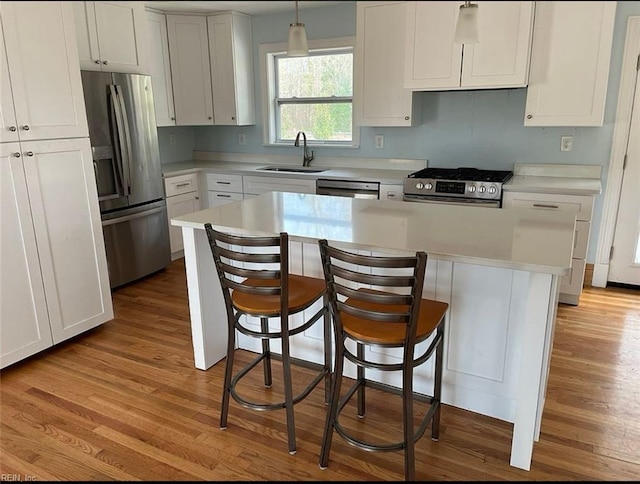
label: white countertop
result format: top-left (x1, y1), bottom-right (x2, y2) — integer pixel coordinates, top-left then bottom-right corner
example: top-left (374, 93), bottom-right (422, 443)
top-left (503, 175), bottom-right (602, 196)
top-left (162, 159), bottom-right (420, 185)
top-left (172, 192), bottom-right (576, 276)
top-left (503, 163), bottom-right (602, 196)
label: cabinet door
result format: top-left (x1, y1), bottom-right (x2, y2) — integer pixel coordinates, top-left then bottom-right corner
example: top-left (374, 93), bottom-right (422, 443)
top-left (1, 1), bottom-right (88, 141)
top-left (21, 138), bottom-right (113, 344)
top-left (167, 15), bottom-right (214, 126)
top-left (524, 1), bottom-right (616, 127)
top-left (208, 12), bottom-right (255, 126)
top-left (1, 143), bottom-right (53, 369)
top-left (404, 1), bottom-right (462, 90)
top-left (72, 1), bottom-right (102, 71)
top-left (0, 18), bottom-right (18, 143)
top-left (94, 1), bottom-right (147, 73)
top-left (167, 191), bottom-right (200, 254)
top-left (146, 10), bottom-right (176, 126)
top-left (354, 1), bottom-right (415, 127)
top-left (461, 1), bottom-right (534, 88)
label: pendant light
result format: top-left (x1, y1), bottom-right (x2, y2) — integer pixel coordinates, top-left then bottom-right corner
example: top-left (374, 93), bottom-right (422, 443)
top-left (287, 0), bottom-right (308, 56)
top-left (454, 1), bottom-right (479, 44)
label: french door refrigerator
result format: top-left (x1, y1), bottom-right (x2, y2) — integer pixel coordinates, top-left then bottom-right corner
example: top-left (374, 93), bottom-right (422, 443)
top-left (81, 71), bottom-right (170, 289)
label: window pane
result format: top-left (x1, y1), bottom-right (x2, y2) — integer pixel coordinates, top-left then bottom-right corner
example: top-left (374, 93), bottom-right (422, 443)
top-left (279, 103), bottom-right (352, 141)
top-left (277, 53), bottom-right (353, 98)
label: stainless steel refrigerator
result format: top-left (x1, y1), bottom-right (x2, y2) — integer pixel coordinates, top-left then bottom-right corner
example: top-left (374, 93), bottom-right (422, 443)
top-left (81, 71), bottom-right (170, 289)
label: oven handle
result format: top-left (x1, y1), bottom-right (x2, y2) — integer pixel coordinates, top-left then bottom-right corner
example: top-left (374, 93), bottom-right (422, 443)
top-left (403, 194), bottom-right (501, 208)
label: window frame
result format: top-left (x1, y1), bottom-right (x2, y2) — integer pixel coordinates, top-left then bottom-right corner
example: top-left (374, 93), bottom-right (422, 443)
top-left (259, 36), bottom-right (359, 148)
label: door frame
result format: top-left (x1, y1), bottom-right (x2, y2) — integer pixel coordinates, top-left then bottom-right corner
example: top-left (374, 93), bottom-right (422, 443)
top-left (593, 16), bottom-right (640, 287)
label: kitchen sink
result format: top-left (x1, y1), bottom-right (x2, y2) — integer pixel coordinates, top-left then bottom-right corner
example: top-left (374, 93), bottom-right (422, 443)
top-left (258, 166), bottom-right (327, 174)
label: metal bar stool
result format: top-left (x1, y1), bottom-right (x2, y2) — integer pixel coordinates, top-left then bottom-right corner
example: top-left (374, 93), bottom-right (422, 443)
top-left (205, 224), bottom-right (331, 455)
top-left (317, 239), bottom-right (448, 480)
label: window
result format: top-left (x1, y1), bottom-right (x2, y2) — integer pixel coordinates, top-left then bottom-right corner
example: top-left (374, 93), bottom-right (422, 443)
top-left (260, 36), bottom-right (358, 147)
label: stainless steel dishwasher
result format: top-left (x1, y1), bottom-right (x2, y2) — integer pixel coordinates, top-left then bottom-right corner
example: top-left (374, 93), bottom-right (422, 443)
top-left (316, 179), bottom-right (380, 199)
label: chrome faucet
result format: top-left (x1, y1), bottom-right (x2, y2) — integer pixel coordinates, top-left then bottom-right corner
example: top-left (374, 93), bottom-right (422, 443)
top-left (294, 131), bottom-right (314, 167)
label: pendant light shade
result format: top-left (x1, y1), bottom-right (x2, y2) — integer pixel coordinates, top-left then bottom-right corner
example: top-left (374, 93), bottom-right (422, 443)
top-left (454, 1), bottom-right (479, 44)
top-left (287, 1), bottom-right (308, 56)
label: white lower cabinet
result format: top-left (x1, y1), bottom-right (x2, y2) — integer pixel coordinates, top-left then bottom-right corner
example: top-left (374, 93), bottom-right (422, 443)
top-left (165, 172), bottom-right (201, 258)
top-left (502, 191), bottom-right (595, 305)
top-left (1, 138), bottom-right (113, 368)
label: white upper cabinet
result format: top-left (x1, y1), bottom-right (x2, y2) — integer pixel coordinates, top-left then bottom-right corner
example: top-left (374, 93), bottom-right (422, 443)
top-left (207, 12), bottom-right (255, 126)
top-left (166, 14), bottom-right (214, 125)
top-left (73, 1), bottom-right (147, 74)
top-left (354, 1), bottom-right (417, 127)
top-left (524, 1), bottom-right (617, 127)
top-left (145, 10), bottom-right (175, 126)
top-left (0, 1), bottom-right (88, 142)
top-left (405, 1), bottom-right (534, 90)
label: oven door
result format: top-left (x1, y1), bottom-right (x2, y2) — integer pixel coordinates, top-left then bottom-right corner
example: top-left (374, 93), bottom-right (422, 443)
top-left (403, 194), bottom-right (501, 208)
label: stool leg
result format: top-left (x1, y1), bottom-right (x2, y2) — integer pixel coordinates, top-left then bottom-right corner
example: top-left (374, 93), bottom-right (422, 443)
top-left (319, 332), bottom-right (344, 469)
top-left (323, 297), bottom-right (331, 404)
top-left (431, 322), bottom-right (445, 441)
top-left (402, 355), bottom-right (416, 481)
top-left (280, 318), bottom-right (296, 454)
top-left (260, 317), bottom-right (272, 387)
top-left (356, 342), bottom-right (365, 418)
top-left (220, 311), bottom-right (237, 430)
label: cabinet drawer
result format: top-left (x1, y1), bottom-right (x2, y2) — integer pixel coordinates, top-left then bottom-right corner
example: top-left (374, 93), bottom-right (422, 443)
top-left (206, 172), bottom-right (243, 193)
top-left (207, 190), bottom-right (243, 208)
top-left (165, 173), bottom-right (198, 197)
top-left (502, 191), bottom-right (594, 221)
top-left (560, 258), bottom-right (586, 298)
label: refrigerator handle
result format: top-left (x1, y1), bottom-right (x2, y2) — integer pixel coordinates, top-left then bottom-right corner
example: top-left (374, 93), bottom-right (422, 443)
top-left (110, 84), bottom-right (133, 196)
top-left (108, 84), bottom-right (128, 196)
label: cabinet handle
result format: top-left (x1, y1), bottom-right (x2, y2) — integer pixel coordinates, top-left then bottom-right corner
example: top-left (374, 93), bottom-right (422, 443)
top-left (103, 60), bottom-right (108, 65)
top-left (22, 125), bottom-right (30, 131)
top-left (25, 151), bottom-right (34, 157)
top-left (405, 116), bottom-right (409, 120)
top-left (8, 126), bottom-right (17, 132)
top-left (231, 116), bottom-right (235, 120)
top-left (195, 196), bottom-right (200, 200)
top-left (175, 182), bottom-right (190, 188)
top-left (216, 181), bottom-right (231, 185)
top-left (171, 117), bottom-right (175, 120)
top-left (216, 194), bottom-right (231, 198)
top-left (13, 152), bottom-right (21, 158)
top-left (533, 203), bottom-right (559, 209)
top-left (94, 60), bottom-right (100, 64)
top-left (208, 116), bottom-right (212, 120)
top-left (526, 114), bottom-right (532, 119)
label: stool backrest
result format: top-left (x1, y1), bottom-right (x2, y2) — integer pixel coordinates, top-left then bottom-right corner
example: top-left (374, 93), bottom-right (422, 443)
top-left (318, 239), bottom-right (427, 344)
top-left (205, 223), bottom-right (289, 318)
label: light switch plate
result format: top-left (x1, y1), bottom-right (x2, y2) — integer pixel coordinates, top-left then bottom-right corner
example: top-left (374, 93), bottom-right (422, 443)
top-left (561, 136), bottom-right (573, 152)
top-left (375, 134), bottom-right (384, 149)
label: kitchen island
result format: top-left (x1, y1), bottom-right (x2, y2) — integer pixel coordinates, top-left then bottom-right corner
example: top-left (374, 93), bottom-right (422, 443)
top-left (172, 192), bottom-right (577, 471)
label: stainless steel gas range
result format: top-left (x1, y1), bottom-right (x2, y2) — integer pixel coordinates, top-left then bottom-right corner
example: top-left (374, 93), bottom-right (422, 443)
top-left (403, 167), bottom-right (514, 208)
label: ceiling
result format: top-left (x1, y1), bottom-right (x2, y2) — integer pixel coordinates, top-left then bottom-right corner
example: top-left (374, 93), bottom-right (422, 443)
top-left (144, 1), bottom-right (353, 16)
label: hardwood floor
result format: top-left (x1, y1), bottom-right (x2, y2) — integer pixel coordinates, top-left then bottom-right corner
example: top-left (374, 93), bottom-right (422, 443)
top-left (2, 259), bottom-right (639, 480)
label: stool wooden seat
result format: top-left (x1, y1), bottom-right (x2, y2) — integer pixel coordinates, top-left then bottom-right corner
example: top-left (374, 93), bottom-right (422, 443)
top-left (317, 239), bottom-right (448, 480)
top-left (205, 224), bottom-right (331, 455)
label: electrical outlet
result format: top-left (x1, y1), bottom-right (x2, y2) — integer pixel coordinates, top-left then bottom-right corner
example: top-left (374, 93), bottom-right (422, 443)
top-left (561, 135), bottom-right (573, 152)
top-left (169, 133), bottom-right (176, 145)
top-left (238, 133), bottom-right (246, 146)
top-left (375, 134), bottom-right (384, 149)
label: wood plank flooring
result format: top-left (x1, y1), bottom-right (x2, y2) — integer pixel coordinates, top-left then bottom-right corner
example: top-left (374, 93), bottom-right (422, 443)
top-left (2, 259), bottom-right (639, 480)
